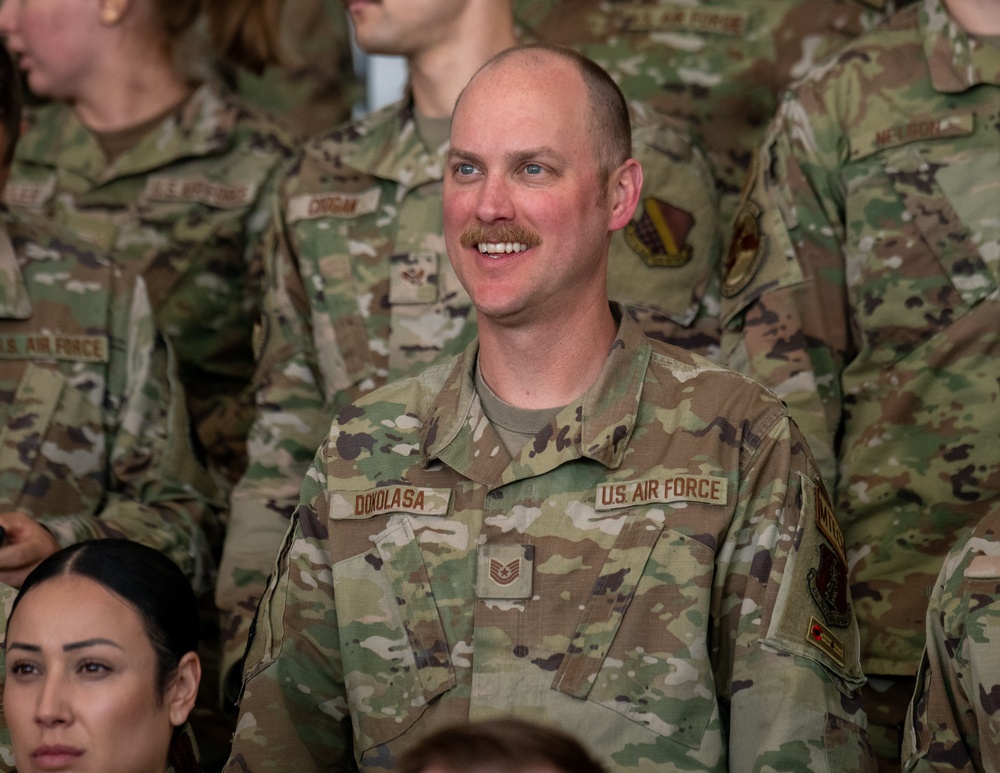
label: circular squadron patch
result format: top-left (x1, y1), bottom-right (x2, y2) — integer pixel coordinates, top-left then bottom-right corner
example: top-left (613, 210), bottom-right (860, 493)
top-left (721, 200), bottom-right (767, 297)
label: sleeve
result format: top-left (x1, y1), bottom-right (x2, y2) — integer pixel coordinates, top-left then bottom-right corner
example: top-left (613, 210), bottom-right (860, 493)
top-left (715, 408), bottom-right (875, 772)
top-left (225, 439), bottom-right (353, 772)
top-left (216, 184), bottom-right (334, 697)
top-left (611, 103), bottom-right (725, 360)
top-left (39, 277), bottom-right (222, 594)
top-left (719, 87), bottom-right (854, 490)
top-left (903, 535), bottom-right (1000, 773)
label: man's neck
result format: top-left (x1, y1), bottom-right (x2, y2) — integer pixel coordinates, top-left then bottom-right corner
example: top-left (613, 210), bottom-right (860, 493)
top-left (476, 301), bottom-right (619, 410)
top-left (409, 6), bottom-right (518, 119)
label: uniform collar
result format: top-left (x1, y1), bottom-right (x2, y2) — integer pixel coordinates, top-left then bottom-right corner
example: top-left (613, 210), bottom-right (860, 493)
top-left (17, 82), bottom-right (240, 185)
top-left (922, 0), bottom-right (1000, 92)
top-left (421, 304), bottom-right (652, 486)
top-left (339, 96), bottom-right (449, 189)
top-left (0, 213), bottom-right (32, 320)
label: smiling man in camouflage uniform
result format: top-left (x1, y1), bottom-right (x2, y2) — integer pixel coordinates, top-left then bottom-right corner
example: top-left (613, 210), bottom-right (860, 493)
top-left (225, 46), bottom-right (873, 773)
top-left (217, 0), bottom-right (724, 701)
top-left (719, 0), bottom-right (1000, 766)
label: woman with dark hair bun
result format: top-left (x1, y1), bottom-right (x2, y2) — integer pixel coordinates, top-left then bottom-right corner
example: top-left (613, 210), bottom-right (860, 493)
top-left (3, 540), bottom-right (203, 773)
top-left (0, 0), bottom-right (294, 491)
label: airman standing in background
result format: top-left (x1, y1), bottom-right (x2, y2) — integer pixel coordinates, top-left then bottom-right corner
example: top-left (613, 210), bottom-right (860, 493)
top-left (514, 0), bottom-right (910, 221)
top-left (0, 0), bottom-right (295, 492)
top-left (719, 0), bottom-right (1000, 766)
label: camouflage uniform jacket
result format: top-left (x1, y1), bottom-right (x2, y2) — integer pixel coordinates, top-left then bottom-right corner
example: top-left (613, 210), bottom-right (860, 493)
top-left (903, 513), bottom-right (1000, 772)
top-left (3, 82), bottom-right (294, 487)
top-left (226, 311), bottom-right (873, 772)
top-left (0, 210), bottom-right (219, 592)
top-left (719, 0), bottom-right (1000, 677)
top-left (514, 0), bottom-right (902, 220)
top-left (216, 98), bottom-right (723, 688)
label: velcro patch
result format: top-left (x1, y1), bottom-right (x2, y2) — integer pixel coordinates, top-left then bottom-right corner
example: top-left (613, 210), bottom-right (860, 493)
top-left (965, 554), bottom-right (1000, 579)
top-left (806, 616), bottom-right (845, 668)
top-left (852, 113), bottom-right (974, 160)
top-left (815, 486), bottom-right (846, 563)
top-left (3, 177), bottom-right (56, 209)
top-left (721, 200), bottom-right (766, 298)
top-left (144, 176), bottom-right (257, 209)
top-left (620, 5), bottom-right (749, 36)
top-left (476, 544), bottom-right (534, 600)
top-left (624, 198), bottom-right (694, 267)
top-left (0, 333), bottom-right (109, 363)
top-left (596, 475), bottom-right (728, 510)
top-left (286, 188), bottom-right (381, 222)
top-left (335, 485), bottom-right (452, 519)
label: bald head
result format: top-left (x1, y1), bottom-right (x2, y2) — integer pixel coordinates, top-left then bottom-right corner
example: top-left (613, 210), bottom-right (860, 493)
top-left (455, 45), bottom-right (632, 189)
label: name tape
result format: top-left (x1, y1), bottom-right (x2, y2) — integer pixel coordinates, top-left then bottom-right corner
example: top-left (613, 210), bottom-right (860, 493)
top-left (350, 485), bottom-right (451, 518)
top-left (287, 188), bottom-right (382, 223)
top-left (0, 334), bottom-right (109, 363)
top-left (144, 176), bottom-right (257, 209)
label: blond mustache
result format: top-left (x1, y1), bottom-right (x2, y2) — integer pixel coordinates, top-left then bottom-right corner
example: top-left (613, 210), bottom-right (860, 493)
top-left (460, 223), bottom-right (541, 249)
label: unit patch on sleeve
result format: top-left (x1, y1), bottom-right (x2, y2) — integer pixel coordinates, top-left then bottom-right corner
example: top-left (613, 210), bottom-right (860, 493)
top-left (624, 197), bottom-right (694, 267)
top-left (721, 200), bottom-right (766, 297)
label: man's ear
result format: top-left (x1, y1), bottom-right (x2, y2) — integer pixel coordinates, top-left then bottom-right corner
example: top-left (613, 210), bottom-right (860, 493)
top-left (608, 158), bottom-right (643, 232)
top-left (166, 651), bottom-right (202, 727)
top-left (98, 0), bottom-right (130, 26)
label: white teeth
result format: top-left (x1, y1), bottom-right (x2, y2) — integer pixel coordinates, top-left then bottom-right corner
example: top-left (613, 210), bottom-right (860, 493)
top-left (476, 242), bottom-right (529, 256)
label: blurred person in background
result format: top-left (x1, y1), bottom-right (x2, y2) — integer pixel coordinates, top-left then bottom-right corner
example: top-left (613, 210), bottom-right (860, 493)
top-left (219, 0), bottom-right (361, 139)
top-left (514, 0), bottom-right (913, 222)
top-left (719, 0), bottom-right (1000, 766)
top-left (0, 0), bottom-right (295, 493)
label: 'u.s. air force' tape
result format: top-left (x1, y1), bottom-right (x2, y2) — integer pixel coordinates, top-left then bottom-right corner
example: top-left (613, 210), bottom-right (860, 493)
top-left (596, 474), bottom-right (728, 510)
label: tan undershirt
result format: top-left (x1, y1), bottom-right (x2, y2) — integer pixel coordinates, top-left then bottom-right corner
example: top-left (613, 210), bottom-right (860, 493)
top-left (91, 101), bottom-right (184, 163)
top-left (414, 112), bottom-right (451, 154)
top-left (475, 363), bottom-right (564, 458)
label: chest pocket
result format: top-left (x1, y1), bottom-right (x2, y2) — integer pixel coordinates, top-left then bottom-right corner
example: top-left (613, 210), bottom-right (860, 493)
top-left (0, 363), bottom-right (106, 518)
top-left (553, 516), bottom-right (718, 751)
top-left (848, 138), bottom-right (995, 369)
top-left (333, 516), bottom-right (456, 753)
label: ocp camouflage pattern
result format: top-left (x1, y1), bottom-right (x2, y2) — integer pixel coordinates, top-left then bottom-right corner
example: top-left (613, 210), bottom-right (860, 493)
top-left (226, 311), bottom-right (873, 772)
top-left (903, 512), bottom-right (1000, 772)
top-left (719, 0), bottom-right (1000, 682)
top-left (3, 82), bottom-right (294, 487)
top-left (0, 210), bottom-right (220, 593)
top-left (216, 95), bottom-right (724, 690)
top-left (514, 0), bottom-right (906, 221)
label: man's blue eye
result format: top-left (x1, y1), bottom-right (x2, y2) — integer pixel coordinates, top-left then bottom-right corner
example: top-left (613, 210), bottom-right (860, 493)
top-left (458, 163), bottom-right (476, 175)
top-left (524, 164), bottom-right (543, 175)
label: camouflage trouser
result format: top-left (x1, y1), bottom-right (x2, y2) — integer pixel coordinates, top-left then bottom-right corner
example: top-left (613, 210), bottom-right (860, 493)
top-left (862, 675), bottom-right (917, 773)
